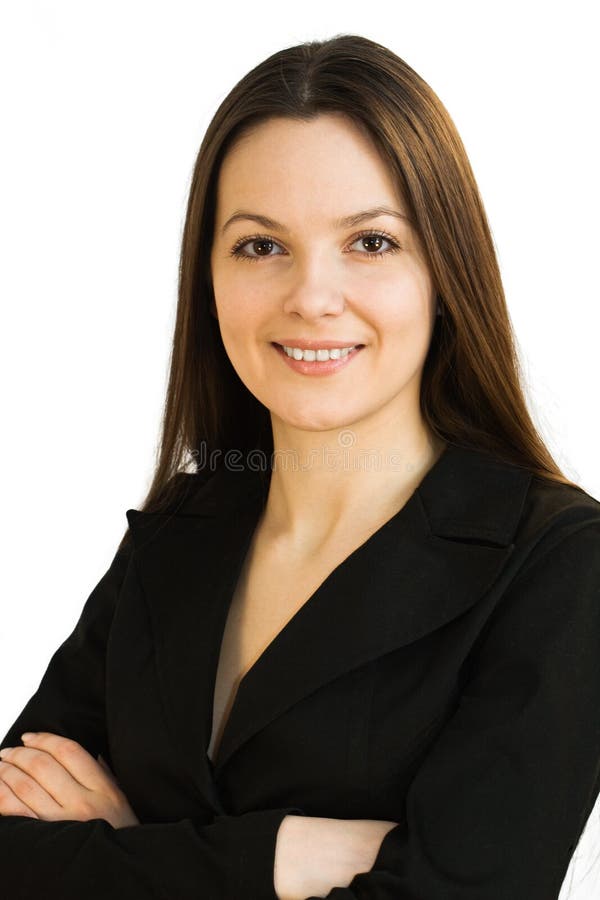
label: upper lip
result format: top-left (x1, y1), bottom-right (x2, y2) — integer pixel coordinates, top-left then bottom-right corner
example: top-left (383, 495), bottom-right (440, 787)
top-left (273, 339), bottom-right (365, 350)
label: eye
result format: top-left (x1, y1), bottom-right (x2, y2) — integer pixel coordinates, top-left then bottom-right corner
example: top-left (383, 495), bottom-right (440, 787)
top-left (228, 229), bottom-right (402, 263)
top-left (228, 234), bottom-right (285, 263)
top-left (347, 229), bottom-right (401, 260)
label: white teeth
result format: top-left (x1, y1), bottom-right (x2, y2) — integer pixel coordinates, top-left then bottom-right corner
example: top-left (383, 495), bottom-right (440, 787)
top-left (282, 345), bottom-right (357, 361)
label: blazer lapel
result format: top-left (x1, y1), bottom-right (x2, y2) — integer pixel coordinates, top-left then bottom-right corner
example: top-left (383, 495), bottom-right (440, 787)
top-left (125, 442), bottom-right (532, 788)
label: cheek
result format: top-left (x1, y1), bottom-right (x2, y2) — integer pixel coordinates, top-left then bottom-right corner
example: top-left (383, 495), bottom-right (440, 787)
top-left (210, 259), bottom-right (248, 322)
top-left (211, 282), bottom-right (253, 337)
top-left (364, 286), bottom-right (433, 340)
top-left (212, 264), bottom-right (263, 319)
top-left (210, 293), bottom-right (269, 386)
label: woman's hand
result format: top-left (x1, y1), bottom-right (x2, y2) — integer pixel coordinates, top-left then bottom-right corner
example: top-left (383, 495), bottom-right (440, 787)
top-left (0, 731), bottom-right (140, 829)
top-left (274, 813), bottom-right (398, 900)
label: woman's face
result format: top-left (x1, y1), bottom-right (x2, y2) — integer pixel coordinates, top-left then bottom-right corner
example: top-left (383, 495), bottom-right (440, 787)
top-left (210, 112), bottom-right (438, 437)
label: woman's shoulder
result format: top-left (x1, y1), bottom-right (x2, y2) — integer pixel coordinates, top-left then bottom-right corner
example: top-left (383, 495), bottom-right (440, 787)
top-left (509, 471), bottom-right (600, 574)
top-left (522, 472), bottom-right (600, 531)
top-left (437, 442), bottom-right (600, 571)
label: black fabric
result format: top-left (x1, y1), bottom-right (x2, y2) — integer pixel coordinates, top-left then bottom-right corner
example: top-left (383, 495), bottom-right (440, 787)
top-left (1, 441), bottom-right (600, 899)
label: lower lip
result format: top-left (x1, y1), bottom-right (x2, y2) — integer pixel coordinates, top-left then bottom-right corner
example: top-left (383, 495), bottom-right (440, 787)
top-left (271, 343), bottom-right (365, 375)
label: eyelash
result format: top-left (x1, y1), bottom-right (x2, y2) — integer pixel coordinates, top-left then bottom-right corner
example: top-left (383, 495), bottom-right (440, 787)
top-left (227, 229), bottom-right (402, 263)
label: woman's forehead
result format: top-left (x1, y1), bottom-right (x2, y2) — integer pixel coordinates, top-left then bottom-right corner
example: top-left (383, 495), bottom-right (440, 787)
top-left (214, 119), bottom-right (408, 228)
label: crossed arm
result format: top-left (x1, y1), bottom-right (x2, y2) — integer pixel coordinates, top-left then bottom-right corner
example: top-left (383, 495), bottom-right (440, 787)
top-left (0, 732), bottom-right (396, 900)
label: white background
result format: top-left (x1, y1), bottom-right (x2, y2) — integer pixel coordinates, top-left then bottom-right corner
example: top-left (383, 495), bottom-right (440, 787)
top-left (1, 2), bottom-right (598, 895)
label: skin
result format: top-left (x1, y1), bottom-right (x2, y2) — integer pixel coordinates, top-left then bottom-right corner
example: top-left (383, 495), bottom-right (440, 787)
top-left (210, 112), bottom-right (445, 897)
top-left (0, 732), bottom-right (138, 828)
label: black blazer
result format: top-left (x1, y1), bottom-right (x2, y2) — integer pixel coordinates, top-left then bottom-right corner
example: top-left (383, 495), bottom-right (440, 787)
top-left (2, 441), bottom-right (600, 900)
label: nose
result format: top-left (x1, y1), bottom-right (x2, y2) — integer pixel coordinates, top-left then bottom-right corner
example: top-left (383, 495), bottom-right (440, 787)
top-left (281, 254), bottom-right (346, 320)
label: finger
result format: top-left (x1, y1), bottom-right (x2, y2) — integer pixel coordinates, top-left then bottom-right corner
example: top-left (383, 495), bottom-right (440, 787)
top-left (0, 762), bottom-right (40, 817)
top-left (0, 759), bottom-right (59, 819)
top-left (21, 733), bottom-right (108, 790)
top-left (0, 744), bottom-right (88, 814)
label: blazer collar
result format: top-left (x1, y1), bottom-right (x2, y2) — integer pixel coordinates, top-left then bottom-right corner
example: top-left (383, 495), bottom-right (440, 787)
top-left (125, 441), bottom-right (531, 793)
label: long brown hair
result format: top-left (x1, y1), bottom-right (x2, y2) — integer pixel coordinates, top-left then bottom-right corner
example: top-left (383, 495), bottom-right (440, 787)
top-left (116, 33), bottom-right (585, 552)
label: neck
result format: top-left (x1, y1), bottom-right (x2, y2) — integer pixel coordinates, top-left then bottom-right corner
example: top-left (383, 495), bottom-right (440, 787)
top-left (261, 420), bottom-right (446, 552)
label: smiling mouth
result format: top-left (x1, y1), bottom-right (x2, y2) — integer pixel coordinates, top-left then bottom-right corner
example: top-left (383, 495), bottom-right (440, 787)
top-left (270, 341), bottom-right (366, 375)
top-left (272, 342), bottom-right (365, 357)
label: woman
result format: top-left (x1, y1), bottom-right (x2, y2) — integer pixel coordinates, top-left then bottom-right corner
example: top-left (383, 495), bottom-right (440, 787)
top-left (1, 34), bottom-right (599, 900)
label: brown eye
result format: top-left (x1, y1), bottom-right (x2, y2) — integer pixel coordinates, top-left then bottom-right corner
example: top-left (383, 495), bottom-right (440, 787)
top-left (251, 238), bottom-right (275, 256)
top-left (361, 235), bottom-right (384, 252)
top-left (348, 230), bottom-right (401, 259)
top-left (229, 234), bottom-right (285, 262)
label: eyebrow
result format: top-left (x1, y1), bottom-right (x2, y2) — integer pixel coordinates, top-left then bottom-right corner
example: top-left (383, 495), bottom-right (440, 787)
top-left (220, 205), bottom-right (410, 236)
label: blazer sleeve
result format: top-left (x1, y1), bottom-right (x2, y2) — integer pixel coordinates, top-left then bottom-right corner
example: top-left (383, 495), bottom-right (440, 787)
top-left (305, 516), bottom-right (600, 900)
top-left (0, 541), bottom-right (302, 900)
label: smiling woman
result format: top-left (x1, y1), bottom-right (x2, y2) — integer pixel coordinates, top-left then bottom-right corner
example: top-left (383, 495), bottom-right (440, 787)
top-left (1, 32), bottom-right (600, 900)
top-left (208, 113), bottom-right (441, 441)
